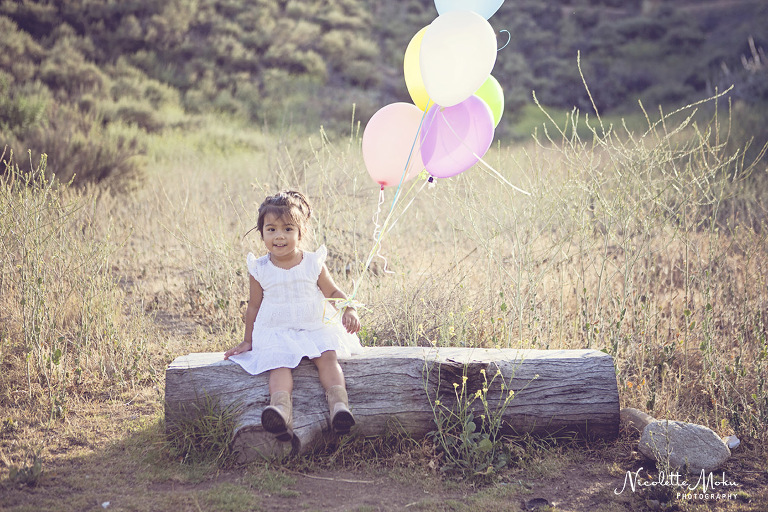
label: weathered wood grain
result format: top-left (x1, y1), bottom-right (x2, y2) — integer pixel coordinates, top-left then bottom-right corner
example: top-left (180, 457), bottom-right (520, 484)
top-left (165, 347), bottom-right (619, 462)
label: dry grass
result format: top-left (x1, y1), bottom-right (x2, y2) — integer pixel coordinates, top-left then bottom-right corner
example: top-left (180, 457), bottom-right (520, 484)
top-left (1, 95), bottom-right (767, 509)
top-left (0, 150), bottom-right (157, 415)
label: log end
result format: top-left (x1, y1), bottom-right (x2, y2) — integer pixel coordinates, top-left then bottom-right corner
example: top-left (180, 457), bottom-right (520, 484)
top-left (231, 425), bottom-right (299, 463)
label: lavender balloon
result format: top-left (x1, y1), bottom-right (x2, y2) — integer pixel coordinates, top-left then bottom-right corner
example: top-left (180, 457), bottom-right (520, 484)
top-left (419, 95), bottom-right (495, 178)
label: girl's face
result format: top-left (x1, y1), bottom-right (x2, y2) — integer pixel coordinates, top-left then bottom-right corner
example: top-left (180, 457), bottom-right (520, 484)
top-left (261, 212), bottom-right (301, 258)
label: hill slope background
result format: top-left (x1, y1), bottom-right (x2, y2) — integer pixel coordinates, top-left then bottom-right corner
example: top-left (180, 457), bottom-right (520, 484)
top-left (1, 0), bottom-right (767, 185)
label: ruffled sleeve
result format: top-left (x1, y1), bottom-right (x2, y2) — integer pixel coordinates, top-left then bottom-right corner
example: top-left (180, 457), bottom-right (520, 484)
top-left (311, 245), bottom-right (328, 278)
top-left (246, 253), bottom-right (260, 281)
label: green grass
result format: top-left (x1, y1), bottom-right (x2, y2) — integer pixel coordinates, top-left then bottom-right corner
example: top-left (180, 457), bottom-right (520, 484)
top-left (196, 482), bottom-right (262, 512)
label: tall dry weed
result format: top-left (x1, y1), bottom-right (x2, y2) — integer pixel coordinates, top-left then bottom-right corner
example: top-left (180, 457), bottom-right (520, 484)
top-left (0, 150), bottom-right (155, 417)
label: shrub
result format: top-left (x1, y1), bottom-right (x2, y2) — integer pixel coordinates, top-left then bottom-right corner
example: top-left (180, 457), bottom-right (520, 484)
top-left (164, 395), bottom-right (241, 467)
top-left (0, 15), bottom-right (46, 82)
top-left (7, 448), bottom-right (43, 488)
top-left (319, 30), bottom-right (378, 69)
top-left (0, 77), bottom-right (50, 133)
top-left (116, 102), bottom-right (166, 133)
top-left (98, 94), bottom-right (168, 133)
top-left (38, 40), bottom-right (109, 100)
top-left (339, 61), bottom-right (379, 89)
top-left (3, 103), bottom-right (146, 189)
top-left (426, 365), bottom-right (519, 480)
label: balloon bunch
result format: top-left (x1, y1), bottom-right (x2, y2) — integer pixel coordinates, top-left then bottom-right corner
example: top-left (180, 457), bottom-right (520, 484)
top-left (363, 0), bottom-right (506, 186)
top-left (348, 1), bottom-right (526, 303)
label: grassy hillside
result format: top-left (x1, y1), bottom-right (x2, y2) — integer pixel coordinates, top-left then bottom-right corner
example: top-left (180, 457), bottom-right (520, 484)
top-left (1, 0), bottom-right (767, 187)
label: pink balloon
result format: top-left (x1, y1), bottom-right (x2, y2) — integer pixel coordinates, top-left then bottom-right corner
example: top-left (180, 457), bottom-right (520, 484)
top-left (362, 103), bottom-right (426, 188)
top-left (419, 95), bottom-right (495, 178)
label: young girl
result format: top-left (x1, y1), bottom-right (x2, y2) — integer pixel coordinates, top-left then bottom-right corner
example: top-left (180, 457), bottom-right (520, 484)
top-left (224, 191), bottom-right (363, 442)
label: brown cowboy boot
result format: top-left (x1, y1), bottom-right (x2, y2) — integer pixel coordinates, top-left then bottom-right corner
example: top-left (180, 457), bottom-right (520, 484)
top-left (261, 391), bottom-right (293, 442)
top-left (326, 385), bottom-right (355, 434)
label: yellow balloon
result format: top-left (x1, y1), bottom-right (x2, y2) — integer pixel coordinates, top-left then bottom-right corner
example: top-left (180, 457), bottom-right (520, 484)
top-left (474, 75), bottom-right (504, 127)
top-left (403, 27), bottom-right (431, 111)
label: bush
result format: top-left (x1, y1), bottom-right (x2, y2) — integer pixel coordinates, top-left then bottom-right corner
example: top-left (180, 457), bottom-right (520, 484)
top-left (727, 101), bottom-right (768, 171)
top-left (38, 40), bottom-right (109, 100)
top-left (3, 104), bottom-right (146, 189)
top-left (0, 77), bottom-right (50, 133)
top-left (98, 95), bottom-right (168, 133)
top-left (0, 15), bottom-right (46, 82)
top-left (164, 395), bottom-right (241, 467)
top-left (427, 365), bottom-right (519, 480)
top-left (719, 37), bottom-right (768, 168)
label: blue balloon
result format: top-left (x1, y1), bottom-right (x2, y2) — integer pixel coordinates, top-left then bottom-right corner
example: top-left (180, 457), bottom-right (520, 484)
top-left (434, 0), bottom-right (504, 20)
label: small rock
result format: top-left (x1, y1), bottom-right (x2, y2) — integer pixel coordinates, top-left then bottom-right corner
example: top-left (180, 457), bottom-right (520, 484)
top-left (620, 407), bottom-right (654, 433)
top-left (723, 435), bottom-right (740, 450)
top-left (101, 502), bottom-right (110, 509)
top-left (645, 499), bottom-right (661, 510)
top-left (639, 420), bottom-right (731, 473)
top-left (523, 498), bottom-right (551, 511)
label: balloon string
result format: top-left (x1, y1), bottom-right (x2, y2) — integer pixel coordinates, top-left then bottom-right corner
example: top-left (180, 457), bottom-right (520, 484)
top-left (369, 187), bottom-right (395, 275)
top-left (350, 101), bottom-right (434, 300)
top-left (497, 30), bottom-right (511, 51)
top-left (437, 109), bottom-right (531, 196)
top-left (385, 178), bottom-right (429, 236)
top-left (370, 187), bottom-right (385, 246)
top-left (386, 99), bottom-right (431, 220)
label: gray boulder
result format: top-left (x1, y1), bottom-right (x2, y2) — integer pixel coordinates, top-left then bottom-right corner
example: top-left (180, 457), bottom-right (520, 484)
top-left (638, 419), bottom-right (731, 473)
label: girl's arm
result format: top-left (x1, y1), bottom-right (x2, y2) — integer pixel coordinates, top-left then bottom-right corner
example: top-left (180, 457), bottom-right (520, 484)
top-left (225, 275), bottom-right (263, 359)
top-left (317, 265), bottom-right (361, 334)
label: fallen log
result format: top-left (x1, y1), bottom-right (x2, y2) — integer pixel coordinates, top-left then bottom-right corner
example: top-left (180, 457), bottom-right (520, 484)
top-left (165, 347), bottom-right (619, 462)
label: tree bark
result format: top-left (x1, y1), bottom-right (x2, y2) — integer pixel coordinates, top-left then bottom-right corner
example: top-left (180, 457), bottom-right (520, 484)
top-left (165, 347), bottom-right (619, 462)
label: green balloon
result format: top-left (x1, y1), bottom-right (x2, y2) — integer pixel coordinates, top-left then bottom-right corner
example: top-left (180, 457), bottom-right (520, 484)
top-left (474, 75), bottom-right (504, 127)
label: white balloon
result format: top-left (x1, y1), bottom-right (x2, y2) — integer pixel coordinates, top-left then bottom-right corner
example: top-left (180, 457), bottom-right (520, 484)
top-left (419, 11), bottom-right (497, 107)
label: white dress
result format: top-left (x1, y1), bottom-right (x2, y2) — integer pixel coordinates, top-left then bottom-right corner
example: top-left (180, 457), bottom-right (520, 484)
top-left (229, 245), bottom-right (363, 375)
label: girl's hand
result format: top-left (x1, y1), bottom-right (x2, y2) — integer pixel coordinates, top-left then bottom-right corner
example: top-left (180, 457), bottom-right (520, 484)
top-left (224, 340), bottom-right (252, 359)
top-left (342, 308), bottom-right (361, 334)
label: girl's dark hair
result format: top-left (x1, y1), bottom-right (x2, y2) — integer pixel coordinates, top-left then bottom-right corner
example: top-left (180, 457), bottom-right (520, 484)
top-left (251, 190), bottom-right (312, 238)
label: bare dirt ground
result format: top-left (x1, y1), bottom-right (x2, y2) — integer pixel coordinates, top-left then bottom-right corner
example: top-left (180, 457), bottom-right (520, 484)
top-left (2, 388), bottom-right (766, 512)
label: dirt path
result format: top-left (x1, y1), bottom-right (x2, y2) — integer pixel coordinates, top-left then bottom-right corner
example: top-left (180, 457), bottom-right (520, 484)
top-left (2, 384), bottom-right (766, 511)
